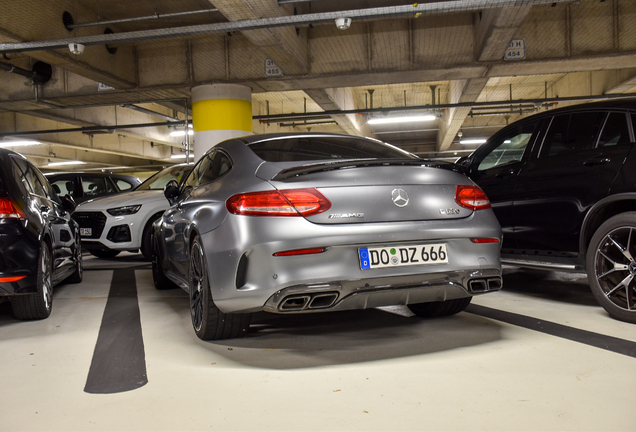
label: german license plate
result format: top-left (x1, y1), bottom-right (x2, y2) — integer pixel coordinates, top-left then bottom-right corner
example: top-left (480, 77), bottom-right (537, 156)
top-left (359, 243), bottom-right (448, 269)
top-left (80, 228), bottom-right (92, 237)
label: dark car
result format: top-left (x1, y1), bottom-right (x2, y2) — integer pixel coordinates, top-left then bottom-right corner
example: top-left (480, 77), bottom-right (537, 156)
top-left (0, 149), bottom-right (83, 320)
top-left (152, 133), bottom-right (502, 340)
top-left (46, 172), bottom-right (141, 204)
top-left (457, 100), bottom-right (636, 323)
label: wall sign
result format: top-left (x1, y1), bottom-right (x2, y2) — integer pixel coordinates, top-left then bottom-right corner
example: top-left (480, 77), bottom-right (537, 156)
top-left (504, 38), bottom-right (526, 61)
top-left (264, 58), bottom-right (283, 77)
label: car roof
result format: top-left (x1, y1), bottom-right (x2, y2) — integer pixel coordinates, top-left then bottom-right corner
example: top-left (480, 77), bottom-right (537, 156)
top-left (510, 98), bottom-right (636, 124)
top-left (45, 171), bottom-right (140, 180)
top-left (235, 132), bottom-right (386, 146)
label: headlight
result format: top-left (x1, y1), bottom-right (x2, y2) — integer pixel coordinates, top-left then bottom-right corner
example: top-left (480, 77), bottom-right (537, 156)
top-left (107, 205), bottom-right (141, 216)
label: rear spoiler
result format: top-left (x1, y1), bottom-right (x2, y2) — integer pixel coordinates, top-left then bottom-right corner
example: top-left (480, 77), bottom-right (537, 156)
top-left (271, 158), bottom-right (448, 181)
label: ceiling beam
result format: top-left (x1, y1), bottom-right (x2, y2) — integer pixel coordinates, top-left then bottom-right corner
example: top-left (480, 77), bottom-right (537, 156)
top-left (437, 5), bottom-right (533, 150)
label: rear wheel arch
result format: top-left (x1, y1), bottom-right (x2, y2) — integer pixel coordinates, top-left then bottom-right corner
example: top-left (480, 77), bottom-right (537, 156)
top-left (581, 194), bottom-right (636, 260)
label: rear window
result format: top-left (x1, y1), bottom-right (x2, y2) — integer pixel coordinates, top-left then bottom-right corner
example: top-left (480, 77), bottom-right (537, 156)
top-left (248, 137), bottom-right (415, 162)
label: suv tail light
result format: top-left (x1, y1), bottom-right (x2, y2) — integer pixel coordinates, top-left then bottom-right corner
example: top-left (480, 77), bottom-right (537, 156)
top-left (455, 185), bottom-right (491, 211)
top-left (0, 197), bottom-right (27, 219)
top-left (226, 188), bottom-right (331, 217)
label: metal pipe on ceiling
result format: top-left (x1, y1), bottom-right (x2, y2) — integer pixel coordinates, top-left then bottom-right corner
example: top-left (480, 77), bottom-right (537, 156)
top-left (278, 1), bottom-right (331, 5)
top-left (121, 104), bottom-right (179, 122)
top-left (66, 8), bottom-right (220, 29)
top-left (0, 61), bottom-right (49, 83)
top-left (0, 0), bottom-right (575, 54)
top-left (0, 120), bottom-right (182, 139)
top-left (5, 93), bottom-right (634, 139)
top-left (253, 93), bottom-right (636, 121)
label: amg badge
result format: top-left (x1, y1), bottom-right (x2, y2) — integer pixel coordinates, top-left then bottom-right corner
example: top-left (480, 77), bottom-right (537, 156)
top-left (328, 213), bottom-right (364, 219)
top-left (439, 208), bottom-right (461, 215)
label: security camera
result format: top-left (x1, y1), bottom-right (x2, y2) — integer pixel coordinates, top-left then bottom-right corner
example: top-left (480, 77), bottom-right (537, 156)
top-left (335, 17), bottom-right (352, 30)
top-left (68, 43), bottom-right (85, 55)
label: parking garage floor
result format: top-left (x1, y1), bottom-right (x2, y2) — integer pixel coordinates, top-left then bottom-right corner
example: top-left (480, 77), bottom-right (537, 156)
top-left (0, 254), bottom-right (634, 432)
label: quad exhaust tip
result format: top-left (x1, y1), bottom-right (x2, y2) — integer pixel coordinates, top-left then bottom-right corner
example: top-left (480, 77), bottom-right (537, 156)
top-left (468, 277), bottom-right (502, 294)
top-left (279, 292), bottom-right (339, 311)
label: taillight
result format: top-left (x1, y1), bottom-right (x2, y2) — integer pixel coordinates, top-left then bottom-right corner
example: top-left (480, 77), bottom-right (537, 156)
top-left (455, 185), bottom-right (491, 211)
top-left (0, 276), bottom-right (26, 283)
top-left (226, 188), bottom-right (331, 217)
top-left (471, 238), bottom-right (500, 244)
top-left (273, 248), bottom-right (327, 257)
top-left (0, 197), bottom-right (27, 219)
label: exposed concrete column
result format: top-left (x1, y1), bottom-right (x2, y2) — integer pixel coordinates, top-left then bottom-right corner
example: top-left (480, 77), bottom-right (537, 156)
top-left (191, 84), bottom-right (253, 160)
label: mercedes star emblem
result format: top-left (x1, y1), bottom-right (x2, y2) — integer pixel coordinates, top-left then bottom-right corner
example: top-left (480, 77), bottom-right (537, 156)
top-left (391, 188), bottom-right (409, 207)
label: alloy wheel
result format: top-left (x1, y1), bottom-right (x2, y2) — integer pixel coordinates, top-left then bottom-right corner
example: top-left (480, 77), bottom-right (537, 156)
top-left (41, 245), bottom-right (52, 311)
top-left (189, 242), bottom-right (205, 332)
top-left (593, 226), bottom-right (636, 312)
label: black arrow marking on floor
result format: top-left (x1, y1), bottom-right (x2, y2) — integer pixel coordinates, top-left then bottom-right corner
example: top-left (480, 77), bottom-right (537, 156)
top-left (84, 268), bottom-right (148, 394)
top-left (466, 304), bottom-right (636, 358)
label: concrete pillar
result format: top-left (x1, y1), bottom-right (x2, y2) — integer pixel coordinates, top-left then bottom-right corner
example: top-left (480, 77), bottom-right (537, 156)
top-left (191, 84), bottom-right (253, 160)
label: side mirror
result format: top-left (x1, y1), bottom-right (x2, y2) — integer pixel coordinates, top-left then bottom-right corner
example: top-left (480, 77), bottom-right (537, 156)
top-left (164, 179), bottom-right (180, 206)
top-left (62, 194), bottom-right (76, 212)
top-left (455, 156), bottom-right (469, 165)
top-left (454, 155), bottom-right (472, 174)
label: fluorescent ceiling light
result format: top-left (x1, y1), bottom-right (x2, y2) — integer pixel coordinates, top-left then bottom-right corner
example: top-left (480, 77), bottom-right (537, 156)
top-left (367, 115), bottom-right (436, 125)
top-left (460, 139), bottom-right (487, 145)
top-left (0, 140), bottom-right (41, 147)
top-left (170, 130), bottom-right (194, 137)
top-left (171, 154), bottom-right (195, 159)
top-left (47, 160), bottom-right (86, 167)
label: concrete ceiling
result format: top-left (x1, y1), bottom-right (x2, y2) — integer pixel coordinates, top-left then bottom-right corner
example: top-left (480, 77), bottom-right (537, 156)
top-left (1, 0), bottom-right (636, 174)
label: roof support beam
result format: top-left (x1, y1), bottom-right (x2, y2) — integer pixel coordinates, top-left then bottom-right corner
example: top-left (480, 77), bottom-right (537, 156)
top-left (437, 5), bottom-right (532, 150)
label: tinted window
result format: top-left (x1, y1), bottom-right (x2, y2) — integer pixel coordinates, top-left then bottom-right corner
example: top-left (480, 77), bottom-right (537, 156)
top-left (541, 112), bottom-right (606, 157)
top-left (50, 178), bottom-right (71, 196)
top-left (115, 179), bottom-right (135, 191)
top-left (184, 151), bottom-right (232, 190)
top-left (477, 120), bottom-right (539, 172)
top-left (11, 158), bottom-right (32, 194)
top-left (82, 176), bottom-right (109, 198)
top-left (33, 167), bottom-right (58, 201)
top-left (598, 112), bottom-right (631, 147)
top-left (248, 137), bottom-right (415, 162)
top-left (18, 160), bottom-right (47, 197)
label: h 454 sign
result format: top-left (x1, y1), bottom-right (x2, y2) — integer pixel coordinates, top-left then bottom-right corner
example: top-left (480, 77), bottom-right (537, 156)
top-left (264, 58), bottom-right (283, 77)
top-left (504, 38), bottom-right (526, 61)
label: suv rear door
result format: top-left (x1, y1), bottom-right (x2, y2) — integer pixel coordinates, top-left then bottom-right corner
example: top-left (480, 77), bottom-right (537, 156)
top-left (465, 118), bottom-right (542, 250)
top-left (513, 110), bottom-right (633, 255)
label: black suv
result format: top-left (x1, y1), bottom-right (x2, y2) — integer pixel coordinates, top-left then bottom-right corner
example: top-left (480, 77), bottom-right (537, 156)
top-left (458, 100), bottom-right (636, 323)
top-left (46, 172), bottom-right (141, 204)
top-left (0, 148), bottom-right (82, 320)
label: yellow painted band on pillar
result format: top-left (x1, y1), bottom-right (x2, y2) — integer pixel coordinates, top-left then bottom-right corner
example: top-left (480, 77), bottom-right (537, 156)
top-left (192, 99), bottom-right (253, 132)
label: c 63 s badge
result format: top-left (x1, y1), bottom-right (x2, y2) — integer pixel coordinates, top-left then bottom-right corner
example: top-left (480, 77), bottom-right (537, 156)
top-left (328, 213), bottom-right (364, 219)
top-left (439, 208), bottom-right (461, 215)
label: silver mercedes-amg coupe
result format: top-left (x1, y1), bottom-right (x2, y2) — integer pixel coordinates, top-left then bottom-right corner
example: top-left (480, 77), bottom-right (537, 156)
top-left (152, 133), bottom-right (503, 340)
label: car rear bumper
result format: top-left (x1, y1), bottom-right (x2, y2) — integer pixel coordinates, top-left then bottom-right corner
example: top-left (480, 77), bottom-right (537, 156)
top-left (0, 225), bottom-right (39, 295)
top-left (199, 210), bottom-right (503, 313)
top-left (263, 268), bottom-right (502, 314)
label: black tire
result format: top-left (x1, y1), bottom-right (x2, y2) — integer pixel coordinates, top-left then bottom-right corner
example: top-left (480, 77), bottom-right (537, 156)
top-left (66, 235), bottom-right (83, 284)
top-left (586, 212), bottom-right (636, 323)
top-left (141, 213), bottom-right (163, 261)
top-left (151, 233), bottom-right (178, 290)
top-left (189, 235), bottom-right (251, 340)
top-left (408, 297), bottom-right (472, 318)
top-left (89, 249), bottom-right (120, 259)
top-left (12, 242), bottom-right (53, 320)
